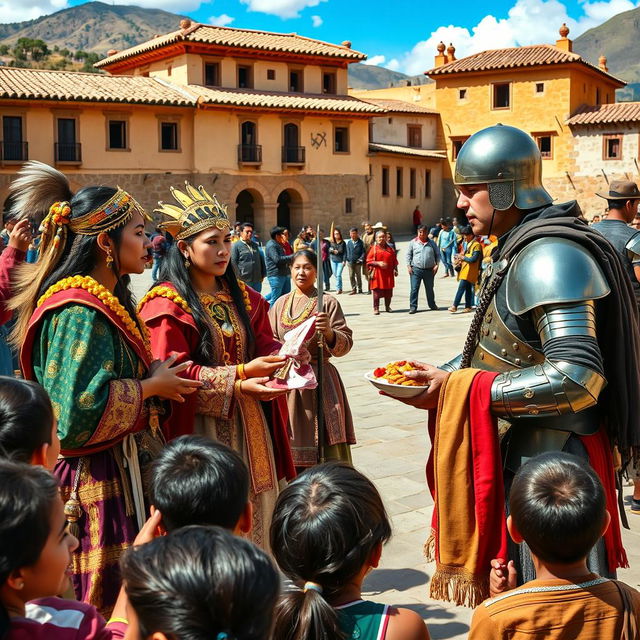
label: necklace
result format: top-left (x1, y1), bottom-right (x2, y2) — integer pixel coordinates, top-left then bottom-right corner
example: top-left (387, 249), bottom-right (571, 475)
top-left (38, 275), bottom-right (152, 360)
top-left (281, 289), bottom-right (316, 330)
top-left (200, 291), bottom-right (245, 365)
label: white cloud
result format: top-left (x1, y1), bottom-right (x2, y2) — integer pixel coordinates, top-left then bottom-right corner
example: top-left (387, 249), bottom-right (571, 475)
top-left (311, 14), bottom-right (323, 26)
top-left (106, 0), bottom-right (211, 10)
top-left (240, 0), bottom-right (327, 19)
top-left (365, 54), bottom-right (386, 66)
top-left (386, 58), bottom-right (401, 71)
top-left (389, 0), bottom-right (640, 75)
top-left (1, 0), bottom-right (68, 22)
top-left (209, 13), bottom-right (234, 26)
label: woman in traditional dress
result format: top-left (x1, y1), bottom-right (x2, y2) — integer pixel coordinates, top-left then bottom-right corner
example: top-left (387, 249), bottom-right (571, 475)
top-left (269, 249), bottom-right (355, 470)
top-left (8, 162), bottom-right (199, 615)
top-left (138, 184), bottom-right (295, 548)
top-left (366, 229), bottom-right (398, 315)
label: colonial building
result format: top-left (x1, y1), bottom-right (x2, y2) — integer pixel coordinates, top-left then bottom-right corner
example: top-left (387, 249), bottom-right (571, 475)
top-left (0, 20), bottom-right (395, 235)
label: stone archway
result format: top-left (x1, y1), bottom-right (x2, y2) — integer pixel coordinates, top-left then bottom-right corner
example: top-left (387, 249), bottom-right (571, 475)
top-left (276, 188), bottom-right (304, 233)
top-left (228, 181), bottom-right (270, 237)
top-left (235, 189), bottom-right (264, 227)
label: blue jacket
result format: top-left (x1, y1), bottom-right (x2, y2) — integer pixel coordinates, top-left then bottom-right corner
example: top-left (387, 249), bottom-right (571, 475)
top-left (345, 238), bottom-right (365, 263)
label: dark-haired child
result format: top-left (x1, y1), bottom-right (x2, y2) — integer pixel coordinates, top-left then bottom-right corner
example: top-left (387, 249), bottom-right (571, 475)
top-left (470, 452), bottom-right (640, 639)
top-left (121, 525), bottom-right (279, 640)
top-left (270, 462), bottom-right (429, 640)
top-left (0, 459), bottom-right (130, 639)
top-left (0, 377), bottom-right (59, 469)
top-left (149, 435), bottom-right (252, 534)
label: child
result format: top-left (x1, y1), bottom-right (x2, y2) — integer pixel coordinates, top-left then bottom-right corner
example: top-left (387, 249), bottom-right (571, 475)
top-left (470, 452), bottom-right (640, 638)
top-left (270, 462), bottom-right (429, 640)
top-left (149, 435), bottom-right (252, 534)
top-left (0, 459), bottom-right (127, 639)
top-left (120, 526), bottom-right (279, 640)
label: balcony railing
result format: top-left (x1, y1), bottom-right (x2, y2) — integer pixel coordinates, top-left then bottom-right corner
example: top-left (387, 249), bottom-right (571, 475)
top-left (55, 142), bottom-right (82, 163)
top-left (237, 144), bottom-right (262, 164)
top-left (0, 141), bottom-right (28, 162)
top-left (282, 146), bottom-right (305, 164)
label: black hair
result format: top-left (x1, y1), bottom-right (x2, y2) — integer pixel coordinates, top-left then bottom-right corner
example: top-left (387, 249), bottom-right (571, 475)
top-left (150, 435), bottom-right (249, 532)
top-left (0, 378), bottom-right (53, 464)
top-left (157, 236), bottom-right (255, 364)
top-left (332, 227), bottom-right (343, 242)
top-left (607, 199), bottom-right (627, 210)
top-left (0, 460), bottom-right (59, 638)
top-left (241, 222), bottom-right (254, 230)
top-left (271, 226), bottom-right (286, 240)
top-left (122, 525), bottom-right (279, 640)
top-left (349, 227), bottom-right (358, 233)
top-left (417, 224), bottom-right (428, 232)
top-left (460, 225), bottom-right (474, 236)
top-left (270, 462), bottom-right (392, 640)
top-left (291, 249), bottom-right (317, 267)
top-left (509, 452), bottom-right (606, 565)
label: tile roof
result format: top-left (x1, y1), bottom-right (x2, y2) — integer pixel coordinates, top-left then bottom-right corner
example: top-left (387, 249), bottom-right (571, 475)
top-left (567, 102), bottom-right (640, 125)
top-left (425, 44), bottom-right (625, 86)
top-left (369, 143), bottom-right (446, 158)
top-left (188, 85), bottom-right (385, 113)
top-left (95, 23), bottom-right (365, 68)
top-left (360, 98), bottom-right (437, 114)
top-left (0, 66), bottom-right (195, 106)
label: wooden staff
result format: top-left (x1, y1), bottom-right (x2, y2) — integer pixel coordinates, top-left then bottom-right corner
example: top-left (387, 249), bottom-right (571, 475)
top-left (316, 224), bottom-right (325, 463)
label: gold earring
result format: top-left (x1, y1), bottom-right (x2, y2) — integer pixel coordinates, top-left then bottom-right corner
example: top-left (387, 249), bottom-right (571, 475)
top-left (106, 249), bottom-right (114, 268)
top-left (16, 582), bottom-right (24, 590)
top-left (184, 254), bottom-right (190, 269)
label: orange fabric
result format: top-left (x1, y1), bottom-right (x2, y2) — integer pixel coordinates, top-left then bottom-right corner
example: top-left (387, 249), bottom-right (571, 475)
top-left (366, 244), bottom-right (397, 290)
top-left (425, 368), bottom-right (506, 607)
top-left (469, 574), bottom-right (640, 639)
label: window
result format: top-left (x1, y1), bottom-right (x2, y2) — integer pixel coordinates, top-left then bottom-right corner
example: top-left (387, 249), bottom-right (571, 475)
top-left (108, 120), bottom-right (127, 150)
top-left (603, 134), bottom-right (622, 160)
top-left (396, 167), bottom-right (403, 197)
top-left (492, 82), bottom-right (510, 109)
top-left (239, 121), bottom-right (261, 163)
top-left (238, 65), bottom-right (253, 89)
top-left (322, 71), bottom-right (336, 95)
top-left (289, 69), bottom-right (303, 92)
top-left (388, 117), bottom-right (393, 124)
top-left (409, 168), bottom-right (416, 199)
top-left (458, 88), bottom-right (467, 100)
top-left (167, 65), bottom-right (172, 77)
top-left (382, 167), bottom-right (389, 196)
top-left (425, 169), bottom-right (431, 198)
top-left (204, 62), bottom-right (220, 86)
top-left (407, 125), bottom-right (422, 148)
top-left (160, 121), bottom-right (179, 151)
top-left (533, 133), bottom-right (553, 159)
top-left (334, 126), bottom-right (349, 153)
top-left (267, 69), bottom-right (276, 80)
top-left (56, 117), bottom-right (80, 162)
top-left (535, 82), bottom-right (545, 94)
top-left (2, 115), bottom-right (26, 161)
top-left (345, 197), bottom-right (353, 214)
top-left (451, 136), bottom-right (469, 160)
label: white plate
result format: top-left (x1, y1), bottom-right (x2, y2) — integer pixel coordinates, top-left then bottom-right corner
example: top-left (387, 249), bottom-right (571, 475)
top-left (364, 370), bottom-right (429, 399)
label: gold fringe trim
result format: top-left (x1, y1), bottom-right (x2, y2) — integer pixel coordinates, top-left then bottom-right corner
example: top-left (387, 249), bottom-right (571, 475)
top-left (429, 564), bottom-right (489, 608)
top-left (423, 530), bottom-right (436, 563)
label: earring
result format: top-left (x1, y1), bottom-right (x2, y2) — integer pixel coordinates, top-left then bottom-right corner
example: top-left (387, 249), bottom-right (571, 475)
top-left (16, 582), bottom-right (23, 590)
top-left (184, 254), bottom-right (190, 269)
top-left (106, 249), bottom-right (114, 268)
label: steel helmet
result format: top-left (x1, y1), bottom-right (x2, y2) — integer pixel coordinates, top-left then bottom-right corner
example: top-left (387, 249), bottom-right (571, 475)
top-left (454, 124), bottom-right (553, 211)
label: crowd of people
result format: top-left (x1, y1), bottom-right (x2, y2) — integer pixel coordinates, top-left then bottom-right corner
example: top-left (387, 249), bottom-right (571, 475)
top-left (0, 119), bottom-right (639, 640)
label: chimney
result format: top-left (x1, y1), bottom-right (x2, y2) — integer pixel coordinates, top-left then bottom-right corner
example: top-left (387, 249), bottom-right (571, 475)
top-left (341, 40), bottom-right (352, 49)
top-left (179, 18), bottom-right (192, 30)
top-left (447, 43), bottom-right (456, 61)
top-left (599, 54), bottom-right (608, 72)
top-left (434, 41), bottom-right (448, 67)
top-left (555, 23), bottom-right (572, 52)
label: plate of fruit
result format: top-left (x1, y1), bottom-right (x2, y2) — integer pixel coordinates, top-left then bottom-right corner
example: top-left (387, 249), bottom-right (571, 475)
top-left (365, 361), bottom-right (429, 399)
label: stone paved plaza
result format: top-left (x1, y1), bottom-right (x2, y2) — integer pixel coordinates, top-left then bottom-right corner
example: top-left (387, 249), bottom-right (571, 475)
top-left (132, 236), bottom-right (640, 640)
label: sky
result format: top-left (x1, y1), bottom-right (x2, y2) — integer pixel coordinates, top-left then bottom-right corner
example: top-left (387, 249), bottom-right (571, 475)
top-left (5, 0), bottom-right (639, 74)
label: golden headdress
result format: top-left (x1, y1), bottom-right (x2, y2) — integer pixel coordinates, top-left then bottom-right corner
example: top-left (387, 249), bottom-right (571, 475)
top-left (155, 183), bottom-right (229, 240)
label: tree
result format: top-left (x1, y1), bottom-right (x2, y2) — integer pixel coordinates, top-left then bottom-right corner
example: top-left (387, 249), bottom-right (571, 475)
top-left (0, 45), bottom-right (8, 56)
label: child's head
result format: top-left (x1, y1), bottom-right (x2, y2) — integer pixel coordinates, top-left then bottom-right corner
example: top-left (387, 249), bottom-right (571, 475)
top-left (509, 452), bottom-right (609, 565)
top-left (0, 460), bottom-right (78, 633)
top-left (121, 525), bottom-right (279, 640)
top-left (0, 377), bottom-right (59, 469)
top-left (150, 435), bottom-right (250, 533)
top-left (270, 462), bottom-right (391, 640)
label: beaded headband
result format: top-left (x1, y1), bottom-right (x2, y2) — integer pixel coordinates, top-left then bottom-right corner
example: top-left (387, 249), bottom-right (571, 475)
top-left (155, 183), bottom-right (229, 240)
top-left (70, 188), bottom-right (150, 235)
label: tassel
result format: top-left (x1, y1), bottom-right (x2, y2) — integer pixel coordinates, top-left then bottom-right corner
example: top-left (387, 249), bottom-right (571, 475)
top-left (429, 566), bottom-right (489, 608)
top-left (64, 457), bottom-right (86, 539)
top-left (423, 531), bottom-right (436, 562)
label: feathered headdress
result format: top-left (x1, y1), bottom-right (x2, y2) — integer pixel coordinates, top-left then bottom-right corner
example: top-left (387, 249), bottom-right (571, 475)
top-left (155, 183), bottom-right (229, 240)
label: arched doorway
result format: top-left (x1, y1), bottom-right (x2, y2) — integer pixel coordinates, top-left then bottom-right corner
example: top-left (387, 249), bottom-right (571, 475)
top-left (276, 189), bottom-right (303, 231)
top-left (236, 190), bottom-right (255, 226)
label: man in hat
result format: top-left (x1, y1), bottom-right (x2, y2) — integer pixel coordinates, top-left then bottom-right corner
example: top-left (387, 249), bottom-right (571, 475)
top-left (592, 180), bottom-right (640, 516)
top-left (384, 125), bottom-right (640, 597)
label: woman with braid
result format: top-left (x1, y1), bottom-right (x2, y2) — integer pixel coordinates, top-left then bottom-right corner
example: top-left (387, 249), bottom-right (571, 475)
top-left (385, 125), bottom-right (640, 607)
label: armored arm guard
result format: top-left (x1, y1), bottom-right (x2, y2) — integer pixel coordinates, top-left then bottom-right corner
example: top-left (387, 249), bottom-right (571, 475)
top-left (491, 238), bottom-right (610, 419)
top-left (441, 353), bottom-right (463, 372)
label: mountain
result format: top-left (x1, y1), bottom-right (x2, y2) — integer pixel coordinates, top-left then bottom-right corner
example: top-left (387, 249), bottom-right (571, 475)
top-left (573, 7), bottom-right (640, 100)
top-left (348, 63), bottom-right (430, 90)
top-left (0, 2), bottom-right (187, 54)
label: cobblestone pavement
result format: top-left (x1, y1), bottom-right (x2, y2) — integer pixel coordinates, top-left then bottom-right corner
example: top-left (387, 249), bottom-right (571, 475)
top-left (133, 236), bottom-right (640, 640)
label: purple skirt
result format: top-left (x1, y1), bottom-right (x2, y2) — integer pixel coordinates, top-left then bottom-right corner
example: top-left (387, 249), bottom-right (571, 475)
top-left (56, 449), bottom-right (138, 617)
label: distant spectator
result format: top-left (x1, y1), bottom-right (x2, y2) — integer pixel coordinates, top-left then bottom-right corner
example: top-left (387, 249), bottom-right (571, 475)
top-left (231, 221), bottom-right (242, 242)
top-left (437, 220), bottom-right (456, 277)
top-left (407, 225), bottom-right (439, 314)
top-left (345, 227), bottom-right (365, 294)
top-left (265, 225), bottom-right (293, 306)
top-left (282, 228), bottom-right (293, 255)
top-left (231, 222), bottom-right (266, 293)
top-left (449, 226), bottom-right (482, 313)
top-left (151, 228), bottom-right (167, 282)
top-left (293, 227), bottom-right (312, 253)
top-left (367, 229), bottom-right (398, 315)
top-left (412, 204), bottom-right (422, 235)
top-left (329, 227), bottom-right (346, 294)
